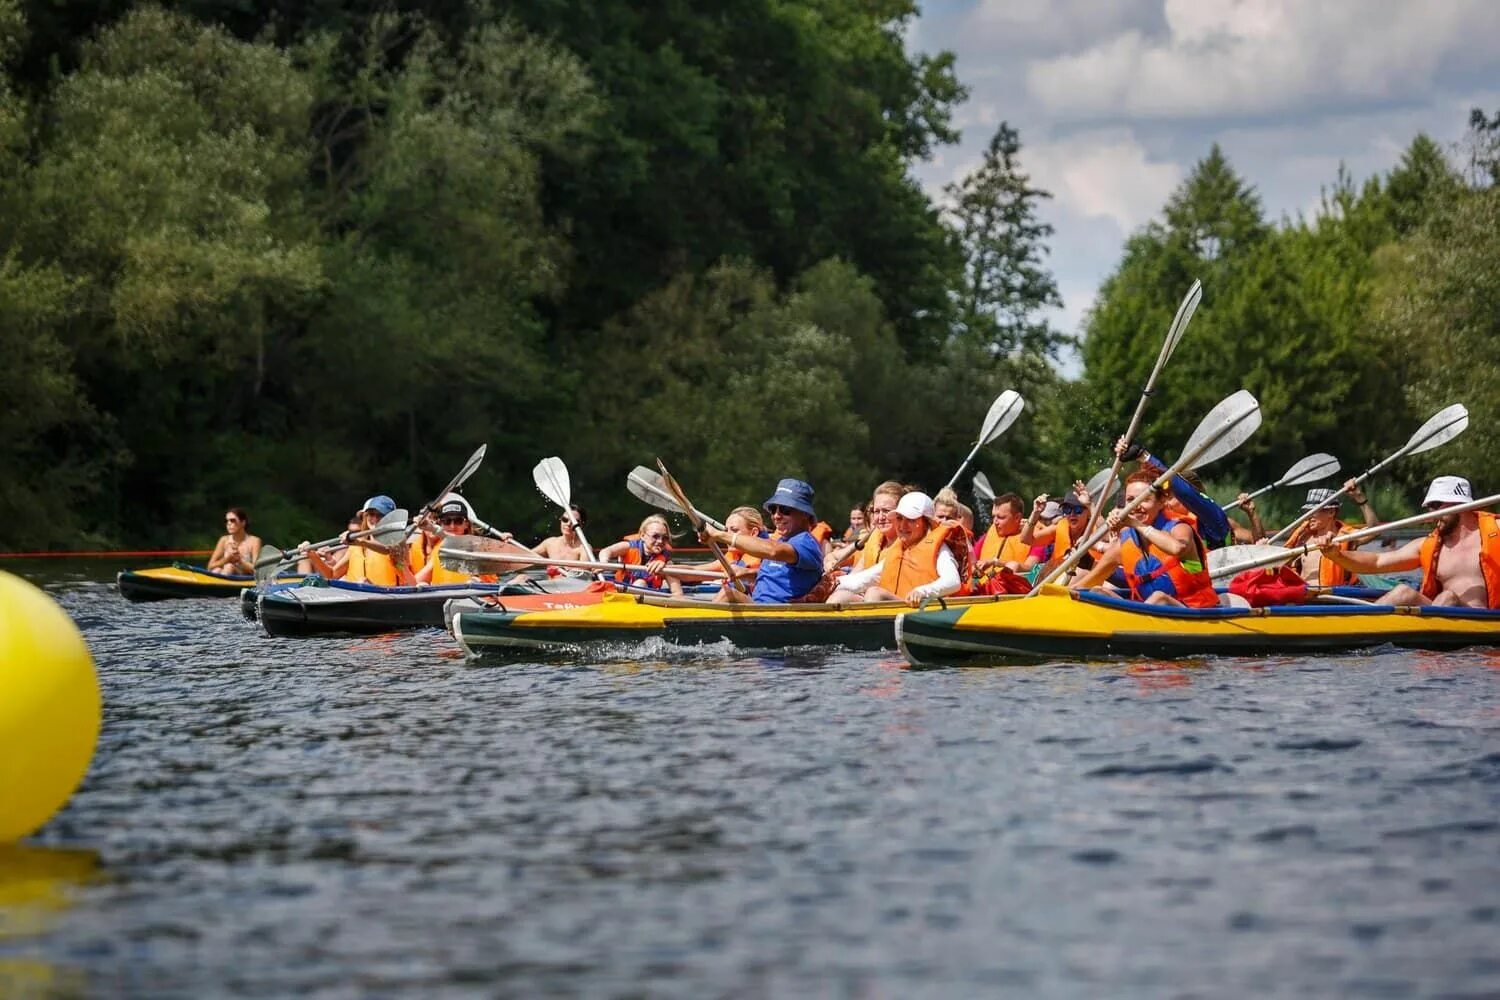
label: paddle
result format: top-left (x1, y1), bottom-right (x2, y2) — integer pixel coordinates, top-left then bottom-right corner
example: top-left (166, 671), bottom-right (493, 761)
top-left (1083, 466), bottom-right (1119, 510)
top-left (942, 389), bottom-right (1025, 491)
top-left (254, 508), bottom-right (410, 584)
top-left (1081, 280), bottom-right (1202, 541)
top-left (1223, 453), bottom-right (1340, 511)
top-left (626, 466), bottom-right (726, 530)
top-left (1267, 403), bottom-right (1469, 544)
top-left (437, 536), bottom-right (727, 580)
top-left (972, 472), bottom-right (995, 505)
top-left (655, 458), bottom-right (744, 593)
top-left (1032, 389), bottom-right (1261, 592)
top-left (403, 444), bottom-right (488, 542)
top-left (1209, 491), bottom-right (1500, 580)
top-left (532, 457), bottom-right (598, 563)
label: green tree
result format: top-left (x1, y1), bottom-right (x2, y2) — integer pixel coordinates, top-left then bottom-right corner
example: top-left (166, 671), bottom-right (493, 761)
top-left (943, 122), bottom-right (1065, 360)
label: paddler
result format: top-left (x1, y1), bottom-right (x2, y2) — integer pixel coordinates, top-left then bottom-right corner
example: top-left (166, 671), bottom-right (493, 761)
top-left (525, 503), bottom-right (591, 574)
top-left (843, 506), bottom-right (868, 542)
top-left (1280, 487), bottom-right (1365, 587)
top-left (412, 497), bottom-right (498, 585)
top-left (1117, 439), bottom-right (1235, 549)
top-left (825, 481), bottom-right (904, 572)
top-left (1071, 473), bottom-right (1218, 608)
top-left (1019, 485), bottom-right (1094, 576)
top-left (599, 515), bottom-right (684, 596)
top-left (972, 492), bottom-right (1039, 592)
top-left (697, 478), bottom-right (824, 603)
top-left (207, 508), bottom-right (262, 576)
top-left (1316, 476), bottom-right (1498, 607)
top-left (828, 491), bottom-right (969, 606)
top-left (302, 495), bottom-right (414, 586)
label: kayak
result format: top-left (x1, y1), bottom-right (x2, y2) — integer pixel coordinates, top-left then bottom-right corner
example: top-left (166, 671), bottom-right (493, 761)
top-left (894, 584), bottom-right (1500, 667)
top-left (449, 591), bottom-right (998, 659)
top-left (117, 564), bottom-right (294, 602)
top-left (256, 579), bottom-right (517, 637)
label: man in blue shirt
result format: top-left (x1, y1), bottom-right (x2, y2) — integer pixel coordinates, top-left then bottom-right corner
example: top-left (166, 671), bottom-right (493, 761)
top-left (699, 478), bottom-right (825, 603)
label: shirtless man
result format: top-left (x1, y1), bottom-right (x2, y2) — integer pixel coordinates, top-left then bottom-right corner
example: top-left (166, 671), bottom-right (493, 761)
top-left (1319, 476), bottom-right (1494, 607)
top-left (207, 508), bottom-right (262, 576)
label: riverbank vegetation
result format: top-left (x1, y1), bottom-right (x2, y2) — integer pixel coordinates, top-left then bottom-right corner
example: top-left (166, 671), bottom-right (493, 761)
top-left (0, 1), bottom-right (1495, 549)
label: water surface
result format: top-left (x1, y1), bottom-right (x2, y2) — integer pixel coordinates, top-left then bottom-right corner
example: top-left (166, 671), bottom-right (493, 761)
top-left (5, 561), bottom-right (1499, 997)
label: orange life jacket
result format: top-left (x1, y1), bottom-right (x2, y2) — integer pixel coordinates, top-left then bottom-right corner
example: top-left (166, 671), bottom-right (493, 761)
top-left (346, 544), bottom-right (399, 587)
top-left (1118, 514), bottom-right (1217, 608)
top-left (1044, 519), bottom-right (1072, 571)
top-left (877, 523), bottom-right (971, 599)
top-left (853, 530), bottom-right (895, 571)
top-left (423, 537), bottom-right (496, 585)
top-left (1418, 511), bottom-right (1500, 607)
top-left (811, 521), bottom-right (834, 545)
top-left (614, 539), bottom-right (668, 589)
top-left (1286, 520), bottom-right (1360, 587)
top-left (978, 525), bottom-right (1032, 566)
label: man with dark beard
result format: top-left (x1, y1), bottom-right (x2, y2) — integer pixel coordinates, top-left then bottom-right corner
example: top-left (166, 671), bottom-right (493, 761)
top-left (1317, 476), bottom-right (1500, 607)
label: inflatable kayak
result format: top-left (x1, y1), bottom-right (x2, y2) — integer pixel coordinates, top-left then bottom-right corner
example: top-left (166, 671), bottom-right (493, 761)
top-left (895, 584), bottom-right (1500, 667)
top-left (256, 578), bottom-right (518, 637)
top-left (449, 591), bottom-right (998, 659)
top-left (117, 564), bottom-right (291, 602)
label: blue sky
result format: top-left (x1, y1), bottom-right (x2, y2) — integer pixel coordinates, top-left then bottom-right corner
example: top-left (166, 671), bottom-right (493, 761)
top-left (907, 0), bottom-right (1500, 375)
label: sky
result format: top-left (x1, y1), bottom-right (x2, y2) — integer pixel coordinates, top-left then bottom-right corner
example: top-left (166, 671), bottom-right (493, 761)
top-left (906, 0), bottom-right (1500, 374)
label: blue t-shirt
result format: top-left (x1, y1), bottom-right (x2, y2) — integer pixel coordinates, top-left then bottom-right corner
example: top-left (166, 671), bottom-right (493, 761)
top-left (750, 530), bottom-right (824, 603)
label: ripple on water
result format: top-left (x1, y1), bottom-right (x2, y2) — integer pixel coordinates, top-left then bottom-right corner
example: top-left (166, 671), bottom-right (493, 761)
top-left (2, 566), bottom-right (1498, 997)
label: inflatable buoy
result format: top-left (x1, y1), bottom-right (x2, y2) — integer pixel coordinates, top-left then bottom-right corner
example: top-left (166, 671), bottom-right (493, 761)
top-left (0, 572), bottom-right (101, 842)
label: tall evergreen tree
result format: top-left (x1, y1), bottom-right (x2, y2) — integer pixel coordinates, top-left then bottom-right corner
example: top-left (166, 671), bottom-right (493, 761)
top-left (943, 122), bottom-right (1065, 359)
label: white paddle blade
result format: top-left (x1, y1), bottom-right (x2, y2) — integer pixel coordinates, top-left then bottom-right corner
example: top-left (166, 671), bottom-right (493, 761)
top-left (371, 509), bottom-right (410, 546)
top-left (254, 546), bottom-right (285, 584)
top-left (627, 466), bottom-right (675, 508)
top-left (972, 472), bottom-right (995, 503)
top-left (1207, 543), bottom-right (1291, 579)
top-left (1161, 279), bottom-right (1203, 361)
top-left (532, 456), bottom-right (572, 510)
top-left (1406, 403), bottom-right (1469, 455)
top-left (1084, 466), bottom-right (1118, 508)
top-left (1182, 390), bottom-right (1261, 470)
top-left (452, 444), bottom-right (487, 491)
top-left (978, 390), bottom-right (1025, 446)
top-left (1281, 452), bottom-right (1341, 487)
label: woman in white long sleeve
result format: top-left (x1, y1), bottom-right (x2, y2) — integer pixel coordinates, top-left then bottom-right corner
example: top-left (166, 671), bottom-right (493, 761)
top-left (828, 492), bottom-right (967, 606)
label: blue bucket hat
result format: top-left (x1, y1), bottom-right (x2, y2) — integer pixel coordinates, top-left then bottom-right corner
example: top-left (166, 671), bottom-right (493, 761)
top-left (763, 478), bottom-right (816, 518)
top-left (362, 494), bottom-right (397, 517)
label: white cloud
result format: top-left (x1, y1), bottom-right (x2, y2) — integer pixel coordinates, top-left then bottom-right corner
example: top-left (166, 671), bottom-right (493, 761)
top-left (1027, 0), bottom-right (1500, 120)
top-left (1026, 131), bottom-right (1182, 234)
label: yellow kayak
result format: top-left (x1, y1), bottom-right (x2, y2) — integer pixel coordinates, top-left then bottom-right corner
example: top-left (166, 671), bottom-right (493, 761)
top-left (896, 584), bottom-right (1500, 667)
top-left (117, 564), bottom-right (262, 602)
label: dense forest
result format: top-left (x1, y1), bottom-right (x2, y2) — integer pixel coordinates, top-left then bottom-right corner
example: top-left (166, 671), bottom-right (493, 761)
top-left (1, 0), bottom-right (1496, 551)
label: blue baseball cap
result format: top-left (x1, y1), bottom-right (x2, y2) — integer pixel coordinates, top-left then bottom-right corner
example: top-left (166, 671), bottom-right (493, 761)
top-left (362, 495), bottom-right (397, 517)
top-left (763, 478), bottom-right (815, 517)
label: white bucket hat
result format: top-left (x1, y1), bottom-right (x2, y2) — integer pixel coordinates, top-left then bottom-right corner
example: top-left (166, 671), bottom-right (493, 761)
top-left (895, 491), bottom-right (936, 520)
top-left (1422, 476), bottom-right (1472, 508)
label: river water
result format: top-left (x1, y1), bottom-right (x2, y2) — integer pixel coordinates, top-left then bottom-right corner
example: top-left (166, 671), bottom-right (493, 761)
top-left (4, 563), bottom-right (1499, 997)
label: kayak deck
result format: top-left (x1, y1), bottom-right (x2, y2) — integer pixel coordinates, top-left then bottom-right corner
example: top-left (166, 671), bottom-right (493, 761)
top-left (449, 592), bottom-right (999, 659)
top-left (896, 585), bottom-right (1500, 667)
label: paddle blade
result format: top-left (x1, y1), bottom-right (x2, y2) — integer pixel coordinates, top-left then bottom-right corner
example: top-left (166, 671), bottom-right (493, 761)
top-left (371, 509), bottom-right (410, 546)
top-left (1405, 403), bottom-right (1469, 455)
top-left (978, 390), bottom-right (1025, 446)
top-left (254, 546), bottom-right (285, 585)
top-left (533, 456), bottom-right (572, 511)
top-left (435, 534), bottom-right (506, 575)
top-left (1280, 452), bottom-right (1340, 487)
top-left (1084, 466), bottom-right (1119, 508)
top-left (972, 472), bottom-right (994, 504)
top-left (626, 465), bottom-right (725, 530)
top-left (1207, 543), bottom-right (1291, 579)
top-left (1160, 279), bottom-right (1202, 363)
top-left (452, 444), bottom-right (487, 492)
top-left (1181, 389), bottom-right (1261, 471)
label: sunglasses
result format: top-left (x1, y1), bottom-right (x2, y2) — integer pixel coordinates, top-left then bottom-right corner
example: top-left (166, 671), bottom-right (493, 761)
top-left (767, 505), bottom-right (798, 516)
top-left (1060, 505), bottom-right (1085, 516)
top-left (224, 518), bottom-right (240, 525)
top-left (440, 516), bottom-right (468, 526)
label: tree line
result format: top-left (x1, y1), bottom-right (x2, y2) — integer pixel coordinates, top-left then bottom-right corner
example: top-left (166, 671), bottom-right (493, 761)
top-left (0, 1), bottom-right (1494, 551)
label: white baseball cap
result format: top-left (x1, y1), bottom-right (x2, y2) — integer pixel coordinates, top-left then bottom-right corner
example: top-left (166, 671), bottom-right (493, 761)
top-left (895, 491), bottom-right (936, 520)
top-left (1422, 475), bottom-right (1473, 508)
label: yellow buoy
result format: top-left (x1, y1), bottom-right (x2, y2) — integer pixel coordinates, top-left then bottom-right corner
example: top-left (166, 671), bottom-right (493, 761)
top-left (0, 571), bottom-right (101, 842)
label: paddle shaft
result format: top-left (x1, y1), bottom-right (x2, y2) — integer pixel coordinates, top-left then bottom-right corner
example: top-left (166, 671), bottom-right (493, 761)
top-left (445, 548), bottom-right (726, 580)
top-left (1268, 455), bottom-right (1394, 544)
top-left (1222, 482), bottom-right (1274, 511)
top-left (1212, 492), bottom-right (1500, 579)
top-left (405, 444), bottom-right (487, 542)
top-left (656, 459), bottom-right (744, 591)
top-left (1034, 402), bottom-right (1259, 591)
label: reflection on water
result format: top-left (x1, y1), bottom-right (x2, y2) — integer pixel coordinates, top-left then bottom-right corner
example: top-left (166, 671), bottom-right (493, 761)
top-left (0, 844), bottom-right (99, 998)
top-left (7, 561), bottom-right (1500, 996)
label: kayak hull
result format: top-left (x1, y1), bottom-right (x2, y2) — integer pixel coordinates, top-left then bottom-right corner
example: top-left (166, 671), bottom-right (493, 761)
top-left (896, 585), bottom-right (1500, 667)
top-left (448, 592), bottom-right (998, 659)
top-left (256, 578), bottom-right (603, 637)
top-left (118, 565), bottom-right (257, 602)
